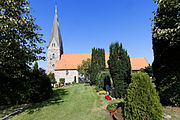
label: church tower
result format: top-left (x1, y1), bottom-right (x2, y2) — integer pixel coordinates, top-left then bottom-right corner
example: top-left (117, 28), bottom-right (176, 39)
top-left (47, 6), bottom-right (63, 74)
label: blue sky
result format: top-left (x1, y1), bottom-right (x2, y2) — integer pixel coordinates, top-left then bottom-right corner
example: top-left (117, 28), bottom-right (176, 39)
top-left (29, 0), bottom-right (157, 70)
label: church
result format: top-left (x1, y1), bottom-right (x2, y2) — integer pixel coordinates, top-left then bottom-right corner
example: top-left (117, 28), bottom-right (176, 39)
top-left (47, 7), bottom-right (149, 84)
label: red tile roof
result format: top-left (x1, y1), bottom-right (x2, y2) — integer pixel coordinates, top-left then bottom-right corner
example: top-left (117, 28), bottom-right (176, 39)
top-left (55, 53), bottom-right (149, 71)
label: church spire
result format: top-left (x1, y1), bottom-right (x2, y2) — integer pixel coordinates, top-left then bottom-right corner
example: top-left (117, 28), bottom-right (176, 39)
top-left (47, 4), bottom-right (63, 74)
top-left (48, 4), bottom-right (63, 55)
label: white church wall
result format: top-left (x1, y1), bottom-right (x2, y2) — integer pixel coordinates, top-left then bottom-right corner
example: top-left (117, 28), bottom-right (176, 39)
top-left (55, 69), bottom-right (79, 84)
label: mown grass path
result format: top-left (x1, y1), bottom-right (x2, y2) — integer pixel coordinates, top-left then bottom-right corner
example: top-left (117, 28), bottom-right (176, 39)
top-left (10, 84), bottom-right (110, 120)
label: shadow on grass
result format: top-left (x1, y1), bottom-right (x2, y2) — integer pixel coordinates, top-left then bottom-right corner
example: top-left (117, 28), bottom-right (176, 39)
top-left (27, 88), bottom-right (68, 114)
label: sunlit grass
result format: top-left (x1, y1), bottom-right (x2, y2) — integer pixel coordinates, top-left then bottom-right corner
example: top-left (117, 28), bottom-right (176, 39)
top-left (9, 84), bottom-right (110, 120)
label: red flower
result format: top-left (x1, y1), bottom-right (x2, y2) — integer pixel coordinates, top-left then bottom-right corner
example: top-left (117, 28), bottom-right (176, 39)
top-left (105, 95), bottom-right (112, 100)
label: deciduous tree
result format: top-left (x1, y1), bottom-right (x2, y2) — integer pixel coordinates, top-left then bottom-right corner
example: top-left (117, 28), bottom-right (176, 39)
top-left (152, 0), bottom-right (180, 105)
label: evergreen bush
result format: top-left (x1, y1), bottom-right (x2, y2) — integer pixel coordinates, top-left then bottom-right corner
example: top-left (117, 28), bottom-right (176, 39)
top-left (124, 72), bottom-right (163, 120)
top-left (89, 48), bottom-right (105, 85)
top-left (108, 42), bottom-right (131, 98)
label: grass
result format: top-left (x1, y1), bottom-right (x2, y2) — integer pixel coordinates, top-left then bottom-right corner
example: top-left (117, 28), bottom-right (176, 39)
top-left (0, 104), bottom-right (27, 118)
top-left (8, 84), bottom-right (111, 120)
top-left (163, 106), bottom-right (180, 120)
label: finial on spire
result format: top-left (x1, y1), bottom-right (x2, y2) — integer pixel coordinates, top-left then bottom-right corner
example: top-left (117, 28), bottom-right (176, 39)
top-left (55, 3), bottom-right (57, 13)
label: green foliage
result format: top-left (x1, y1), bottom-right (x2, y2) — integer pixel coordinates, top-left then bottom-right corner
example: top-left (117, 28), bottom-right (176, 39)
top-left (34, 61), bottom-right (39, 71)
top-left (89, 48), bottom-right (105, 85)
top-left (59, 78), bottom-right (65, 84)
top-left (95, 86), bottom-right (104, 92)
top-left (140, 65), bottom-right (153, 77)
top-left (0, 0), bottom-right (50, 105)
top-left (106, 102), bottom-right (124, 111)
top-left (95, 70), bottom-right (111, 90)
top-left (0, 0), bottom-right (45, 78)
top-left (108, 42), bottom-right (131, 98)
top-left (124, 72), bottom-right (163, 120)
top-left (29, 67), bottom-right (53, 102)
top-left (0, 67), bottom-right (53, 105)
top-left (152, 0), bottom-right (180, 105)
top-left (72, 81), bottom-right (76, 84)
top-left (48, 73), bottom-right (56, 85)
top-left (77, 58), bottom-right (91, 76)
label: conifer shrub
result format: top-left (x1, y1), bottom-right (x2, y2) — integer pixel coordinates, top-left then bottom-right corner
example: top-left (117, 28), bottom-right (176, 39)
top-left (108, 42), bottom-right (131, 98)
top-left (89, 48), bottom-right (105, 85)
top-left (124, 72), bottom-right (163, 120)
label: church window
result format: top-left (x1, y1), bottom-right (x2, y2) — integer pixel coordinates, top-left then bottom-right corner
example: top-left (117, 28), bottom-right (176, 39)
top-left (52, 53), bottom-right (55, 59)
top-left (52, 64), bottom-right (55, 68)
top-left (52, 43), bottom-right (55, 47)
top-left (66, 70), bottom-right (69, 75)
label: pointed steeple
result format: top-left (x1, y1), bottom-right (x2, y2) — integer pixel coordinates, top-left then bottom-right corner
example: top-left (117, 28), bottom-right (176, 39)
top-left (48, 5), bottom-right (63, 55)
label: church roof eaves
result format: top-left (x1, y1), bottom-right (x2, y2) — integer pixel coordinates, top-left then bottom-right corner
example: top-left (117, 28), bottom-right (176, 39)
top-left (54, 53), bottom-right (149, 71)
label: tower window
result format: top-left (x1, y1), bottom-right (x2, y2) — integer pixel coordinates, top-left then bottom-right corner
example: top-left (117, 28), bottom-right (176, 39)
top-left (52, 43), bottom-right (55, 47)
top-left (52, 53), bottom-right (55, 59)
top-left (52, 64), bottom-right (55, 68)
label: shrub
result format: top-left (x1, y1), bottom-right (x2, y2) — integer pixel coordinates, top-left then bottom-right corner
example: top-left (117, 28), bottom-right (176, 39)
top-left (59, 78), bottom-right (65, 84)
top-left (124, 72), bottom-right (163, 120)
top-left (0, 68), bottom-right (53, 105)
top-left (96, 71), bottom-right (111, 90)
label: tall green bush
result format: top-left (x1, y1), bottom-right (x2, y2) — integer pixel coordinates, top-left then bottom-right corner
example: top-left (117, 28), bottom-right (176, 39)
top-left (124, 72), bottom-right (163, 120)
top-left (108, 42), bottom-right (131, 98)
top-left (89, 48), bottom-right (105, 85)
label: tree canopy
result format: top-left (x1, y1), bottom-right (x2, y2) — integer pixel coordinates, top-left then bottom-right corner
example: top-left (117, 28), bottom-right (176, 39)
top-left (152, 0), bottom-right (180, 105)
top-left (77, 58), bottom-right (91, 76)
top-left (0, 0), bottom-right (52, 105)
top-left (0, 0), bottom-right (45, 78)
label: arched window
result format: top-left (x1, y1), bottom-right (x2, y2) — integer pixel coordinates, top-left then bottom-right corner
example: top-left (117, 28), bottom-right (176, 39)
top-left (52, 43), bottom-right (55, 47)
top-left (52, 53), bottom-right (55, 59)
top-left (52, 64), bottom-right (55, 68)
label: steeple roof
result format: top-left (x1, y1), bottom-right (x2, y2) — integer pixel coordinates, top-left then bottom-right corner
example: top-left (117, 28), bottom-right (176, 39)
top-left (48, 6), bottom-right (63, 54)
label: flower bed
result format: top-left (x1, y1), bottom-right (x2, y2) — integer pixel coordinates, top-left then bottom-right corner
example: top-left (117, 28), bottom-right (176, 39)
top-left (107, 102), bottom-right (124, 120)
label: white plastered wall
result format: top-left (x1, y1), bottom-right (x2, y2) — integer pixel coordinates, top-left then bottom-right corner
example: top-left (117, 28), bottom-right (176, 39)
top-left (55, 69), bottom-right (79, 83)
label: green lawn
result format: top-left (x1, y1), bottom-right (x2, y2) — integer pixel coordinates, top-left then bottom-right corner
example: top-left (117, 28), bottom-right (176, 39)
top-left (0, 104), bottom-right (27, 118)
top-left (9, 84), bottom-right (111, 120)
